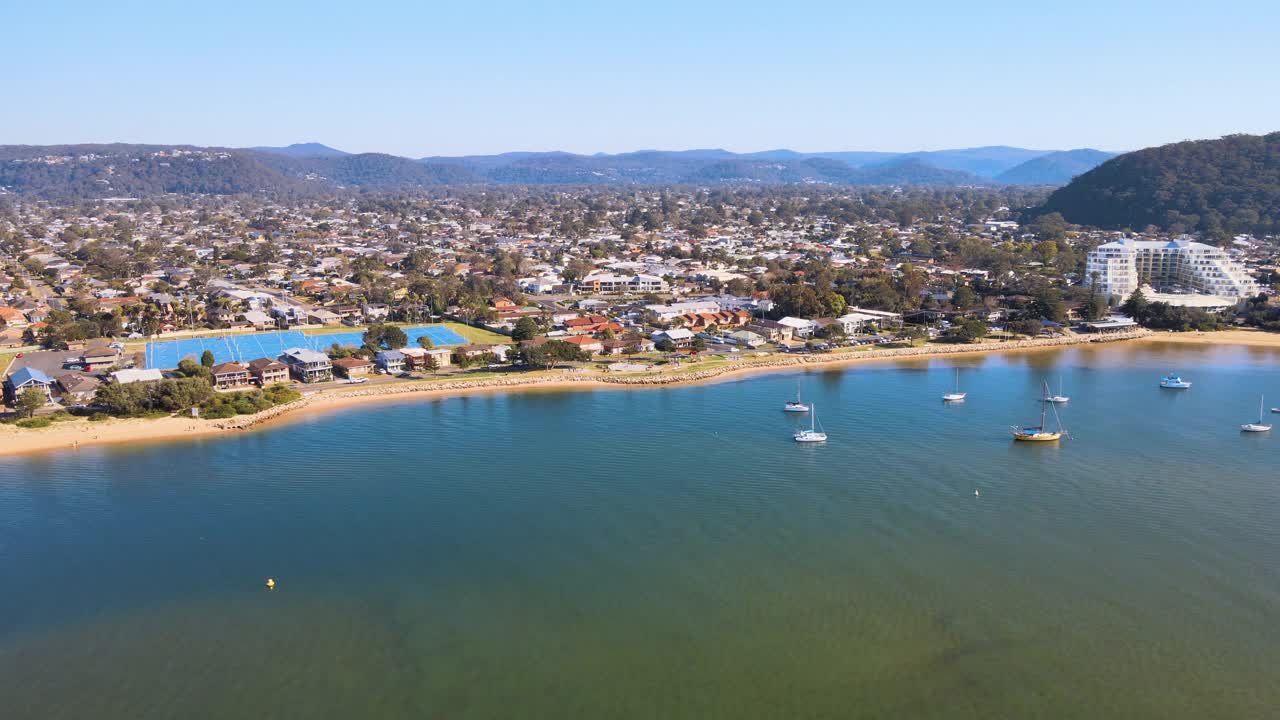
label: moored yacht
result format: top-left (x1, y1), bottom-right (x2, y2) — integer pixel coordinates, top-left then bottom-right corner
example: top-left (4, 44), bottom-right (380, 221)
top-left (1241, 396), bottom-right (1272, 433)
top-left (1160, 374), bottom-right (1192, 389)
top-left (1044, 377), bottom-right (1069, 403)
top-left (1013, 382), bottom-right (1067, 442)
top-left (942, 368), bottom-right (966, 402)
top-left (783, 384), bottom-right (810, 413)
top-left (794, 403), bottom-right (828, 443)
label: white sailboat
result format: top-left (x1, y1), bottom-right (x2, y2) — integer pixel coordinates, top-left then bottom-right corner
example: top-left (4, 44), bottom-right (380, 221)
top-left (1241, 395), bottom-right (1272, 433)
top-left (1045, 377), bottom-right (1069, 404)
top-left (794, 403), bottom-right (828, 443)
top-left (942, 368), bottom-right (966, 402)
top-left (783, 383), bottom-right (810, 413)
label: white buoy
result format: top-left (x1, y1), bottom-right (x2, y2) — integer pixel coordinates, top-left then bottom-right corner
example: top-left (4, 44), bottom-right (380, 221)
top-left (974, 489), bottom-right (981, 497)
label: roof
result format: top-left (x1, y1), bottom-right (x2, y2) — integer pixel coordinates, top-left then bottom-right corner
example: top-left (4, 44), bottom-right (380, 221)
top-left (7, 366), bottom-right (53, 387)
top-left (375, 350), bottom-right (406, 360)
top-left (211, 362), bottom-right (249, 375)
top-left (332, 356), bottom-right (373, 368)
top-left (112, 368), bottom-right (164, 384)
top-left (247, 358), bottom-right (287, 370)
top-left (281, 347), bottom-right (330, 364)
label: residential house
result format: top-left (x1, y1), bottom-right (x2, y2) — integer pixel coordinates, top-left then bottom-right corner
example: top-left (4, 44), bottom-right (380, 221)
top-left (0, 306), bottom-right (29, 328)
top-left (54, 371), bottom-right (100, 404)
top-left (211, 362), bottom-right (253, 390)
top-left (599, 337), bottom-right (655, 355)
top-left (777, 317), bottom-right (818, 338)
top-left (247, 358), bottom-right (290, 386)
top-left (242, 310), bottom-right (276, 330)
top-left (279, 347), bottom-right (334, 383)
top-left (727, 329), bottom-right (766, 347)
top-left (562, 336), bottom-right (604, 354)
top-left (373, 350), bottom-right (405, 374)
top-left (4, 367), bottom-right (54, 404)
top-left (745, 319), bottom-right (795, 343)
top-left (416, 347), bottom-right (454, 369)
top-left (333, 356), bottom-right (374, 378)
top-left (644, 301), bottom-right (720, 322)
top-left (652, 328), bottom-right (695, 348)
top-left (307, 308), bottom-right (341, 326)
top-left (676, 310), bottom-right (752, 331)
top-left (453, 343), bottom-right (511, 363)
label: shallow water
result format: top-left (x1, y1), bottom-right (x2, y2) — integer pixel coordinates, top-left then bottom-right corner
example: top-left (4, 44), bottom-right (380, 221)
top-left (2, 342), bottom-right (1279, 719)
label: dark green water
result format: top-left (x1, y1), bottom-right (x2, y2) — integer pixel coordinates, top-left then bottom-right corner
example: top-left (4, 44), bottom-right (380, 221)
top-left (2, 342), bottom-right (1279, 719)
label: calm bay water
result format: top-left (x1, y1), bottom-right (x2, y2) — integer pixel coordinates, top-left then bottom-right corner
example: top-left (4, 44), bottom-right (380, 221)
top-left (2, 342), bottom-right (1279, 719)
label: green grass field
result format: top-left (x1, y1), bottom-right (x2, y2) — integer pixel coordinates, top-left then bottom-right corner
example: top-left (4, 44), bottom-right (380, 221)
top-left (0, 351), bottom-right (18, 377)
top-left (440, 322), bottom-right (511, 345)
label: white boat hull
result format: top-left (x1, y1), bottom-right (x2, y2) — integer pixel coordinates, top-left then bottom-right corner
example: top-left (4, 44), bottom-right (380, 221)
top-left (942, 393), bottom-right (966, 402)
top-left (1045, 396), bottom-right (1069, 403)
top-left (1241, 424), bottom-right (1272, 433)
top-left (783, 404), bottom-right (810, 413)
top-left (794, 432), bottom-right (827, 443)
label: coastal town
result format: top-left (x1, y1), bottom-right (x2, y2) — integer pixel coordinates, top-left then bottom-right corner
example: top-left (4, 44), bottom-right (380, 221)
top-left (0, 187), bottom-right (1276, 449)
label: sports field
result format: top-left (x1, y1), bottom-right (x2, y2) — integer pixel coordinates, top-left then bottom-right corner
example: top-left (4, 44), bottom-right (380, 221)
top-left (145, 326), bottom-right (466, 368)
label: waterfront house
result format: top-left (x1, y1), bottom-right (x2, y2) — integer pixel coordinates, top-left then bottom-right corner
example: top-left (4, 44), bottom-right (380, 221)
top-left (777, 316), bottom-right (818, 338)
top-left (279, 347), bottom-right (333, 383)
top-left (415, 347), bottom-right (453, 369)
top-left (562, 336), bottom-right (604, 355)
top-left (727, 329), bottom-right (766, 347)
top-left (54, 371), bottom-right (100, 404)
top-left (454, 344), bottom-right (511, 362)
top-left (745, 319), bottom-right (795, 343)
top-left (374, 350), bottom-right (406, 374)
top-left (210, 362), bottom-right (252, 390)
top-left (247, 358), bottom-right (290, 386)
top-left (4, 366), bottom-right (54, 404)
top-left (333, 356), bottom-right (374, 378)
top-left (652, 328), bottom-right (695, 348)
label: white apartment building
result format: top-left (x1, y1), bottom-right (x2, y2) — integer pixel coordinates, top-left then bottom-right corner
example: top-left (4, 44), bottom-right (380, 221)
top-left (1085, 239), bottom-right (1259, 301)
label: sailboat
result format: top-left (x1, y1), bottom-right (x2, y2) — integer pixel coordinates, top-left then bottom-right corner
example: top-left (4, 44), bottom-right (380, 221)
top-left (794, 403), bottom-right (828, 443)
top-left (783, 383), bottom-right (810, 412)
top-left (1241, 396), bottom-right (1272, 433)
top-left (1013, 381), bottom-right (1067, 441)
top-left (942, 368), bottom-right (966, 402)
top-left (1044, 377), bottom-right (1069, 404)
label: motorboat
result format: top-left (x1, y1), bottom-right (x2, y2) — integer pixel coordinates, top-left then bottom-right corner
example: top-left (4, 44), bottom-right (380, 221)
top-left (1160, 374), bottom-right (1192, 389)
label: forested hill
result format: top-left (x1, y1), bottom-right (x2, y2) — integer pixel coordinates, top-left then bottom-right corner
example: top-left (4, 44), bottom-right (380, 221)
top-left (0, 142), bottom-right (1116, 198)
top-left (1034, 133), bottom-right (1280, 236)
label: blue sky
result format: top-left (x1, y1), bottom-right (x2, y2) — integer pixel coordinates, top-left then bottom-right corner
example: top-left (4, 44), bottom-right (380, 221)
top-left (7, 1), bottom-right (1277, 156)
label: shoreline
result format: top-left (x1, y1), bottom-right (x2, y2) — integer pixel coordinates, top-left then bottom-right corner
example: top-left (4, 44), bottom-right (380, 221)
top-left (2, 326), bottom-right (1251, 459)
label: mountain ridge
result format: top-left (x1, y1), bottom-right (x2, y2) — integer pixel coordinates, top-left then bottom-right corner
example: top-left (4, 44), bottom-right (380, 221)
top-left (0, 142), bottom-right (1117, 198)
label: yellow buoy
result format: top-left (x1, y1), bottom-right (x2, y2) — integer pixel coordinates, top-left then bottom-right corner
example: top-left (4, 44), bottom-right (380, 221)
top-left (265, 577), bottom-right (276, 590)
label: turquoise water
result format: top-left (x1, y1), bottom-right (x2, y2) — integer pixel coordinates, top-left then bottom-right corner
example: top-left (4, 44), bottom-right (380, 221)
top-left (2, 342), bottom-right (1279, 719)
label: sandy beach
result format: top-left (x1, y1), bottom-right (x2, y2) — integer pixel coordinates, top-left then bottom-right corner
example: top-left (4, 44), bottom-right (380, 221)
top-left (1133, 328), bottom-right (1280, 348)
top-left (10, 326), bottom-right (1277, 459)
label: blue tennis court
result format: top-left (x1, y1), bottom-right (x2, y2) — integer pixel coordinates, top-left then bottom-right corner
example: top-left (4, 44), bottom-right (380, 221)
top-left (145, 325), bottom-right (468, 369)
